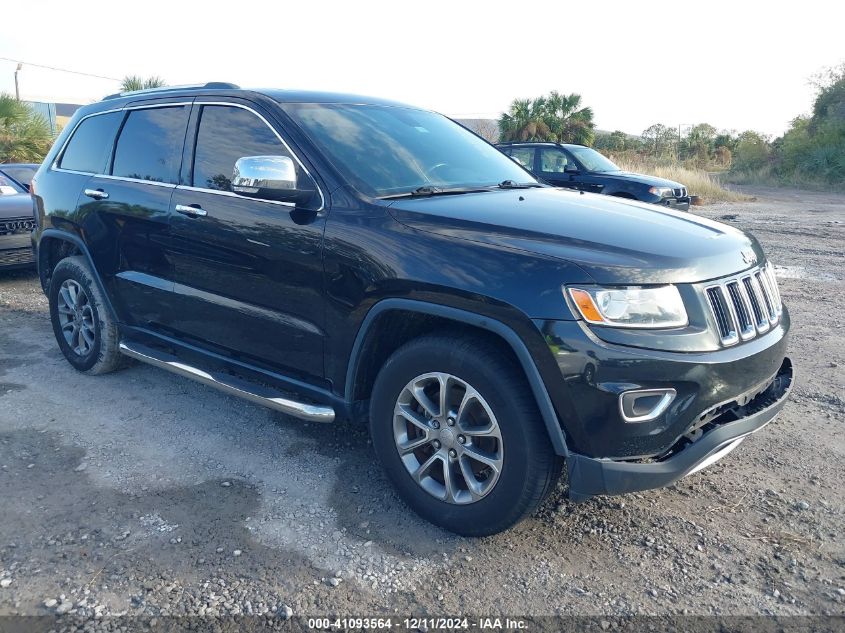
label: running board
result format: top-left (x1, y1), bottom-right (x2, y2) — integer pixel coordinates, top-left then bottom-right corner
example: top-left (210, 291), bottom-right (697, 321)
top-left (118, 341), bottom-right (335, 423)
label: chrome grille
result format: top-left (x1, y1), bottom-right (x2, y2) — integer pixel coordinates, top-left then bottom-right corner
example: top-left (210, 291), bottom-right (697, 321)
top-left (706, 287), bottom-right (737, 344)
top-left (706, 264), bottom-right (782, 346)
top-left (725, 281), bottom-right (755, 340)
top-left (673, 187), bottom-right (687, 198)
top-left (0, 217), bottom-right (36, 235)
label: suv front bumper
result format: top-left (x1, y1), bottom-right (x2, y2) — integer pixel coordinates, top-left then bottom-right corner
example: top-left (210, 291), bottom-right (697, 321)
top-left (661, 196), bottom-right (690, 211)
top-left (566, 357), bottom-right (793, 499)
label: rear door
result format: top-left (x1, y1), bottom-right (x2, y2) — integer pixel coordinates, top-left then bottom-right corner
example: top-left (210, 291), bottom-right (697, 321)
top-left (80, 103), bottom-right (190, 328)
top-left (166, 101), bottom-right (327, 380)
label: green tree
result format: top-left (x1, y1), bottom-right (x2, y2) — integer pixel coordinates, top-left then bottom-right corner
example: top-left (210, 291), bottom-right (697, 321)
top-left (733, 130), bottom-right (771, 171)
top-left (120, 75), bottom-right (166, 92)
top-left (685, 123), bottom-right (717, 161)
top-left (641, 123), bottom-right (675, 156)
top-left (714, 132), bottom-right (739, 154)
top-left (0, 93), bottom-right (53, 162)
top-left (778, 63), bottom-right (845, 183)
top-left (594, 130), bottom-right (629, 152)
top-left (499, 91), bottom-right (595, 145)
top-left (542, 91), bottom-right (595, 145)
top-left (499, 97), bottom-right (550, 142)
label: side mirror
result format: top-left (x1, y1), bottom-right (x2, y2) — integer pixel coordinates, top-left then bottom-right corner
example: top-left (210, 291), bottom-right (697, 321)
top-left (564, 163), bottom-right (579, 174)
top-left (232, 155), bottom-right (313, 204)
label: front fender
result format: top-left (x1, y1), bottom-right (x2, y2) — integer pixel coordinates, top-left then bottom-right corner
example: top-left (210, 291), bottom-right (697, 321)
top-left (345, 298), bottom-right (573, 457)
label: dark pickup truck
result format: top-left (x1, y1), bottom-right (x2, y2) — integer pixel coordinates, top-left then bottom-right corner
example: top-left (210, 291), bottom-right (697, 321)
top-left (31, 84), bottom-right (791, 535)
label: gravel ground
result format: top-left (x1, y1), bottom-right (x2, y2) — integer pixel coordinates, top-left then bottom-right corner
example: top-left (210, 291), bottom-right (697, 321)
top-left (0, 186), bottom-right (843, 624)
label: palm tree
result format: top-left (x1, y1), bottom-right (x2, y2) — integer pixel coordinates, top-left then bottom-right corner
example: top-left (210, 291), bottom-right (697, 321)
top-left (499, 98), bottom-right (550, 142)
top-left (0, 93), bottom-right (53, 163)
top-left (499, 91), bottom-right (595, 145)
top-left (543, 91), bottom-right (595, 146)
top-left (120, 75), bottom-right (166, 92)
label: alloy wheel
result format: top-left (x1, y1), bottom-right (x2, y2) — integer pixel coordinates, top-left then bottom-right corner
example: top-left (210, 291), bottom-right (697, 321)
top-left (57, 279), bottom-right (95, 357)
top-left (393, 372), bottom-right (504, 504)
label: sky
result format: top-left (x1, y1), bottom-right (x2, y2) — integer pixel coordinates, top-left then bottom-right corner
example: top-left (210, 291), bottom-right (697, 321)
top-left (1, 0), bottom-right (842, 138)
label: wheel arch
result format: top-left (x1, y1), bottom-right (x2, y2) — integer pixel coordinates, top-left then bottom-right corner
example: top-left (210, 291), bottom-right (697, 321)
top-left (37, 229), bottom-right (118, 320)
top-left (346, 298), bottom-right (570, 457)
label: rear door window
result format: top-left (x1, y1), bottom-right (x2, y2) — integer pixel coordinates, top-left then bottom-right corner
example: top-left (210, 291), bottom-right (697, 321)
top-left (58, 112), bottom-right (122, 174)
top-left (510, 147), bottom-right (536, 170)
top-left (111, 106), bottom-right (189, 184)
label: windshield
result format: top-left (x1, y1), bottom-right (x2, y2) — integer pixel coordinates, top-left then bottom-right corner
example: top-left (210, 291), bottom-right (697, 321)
top-left (0, 175), bottom-right (25, 196)
top-left (283, 103), bottom-right (537, 197)
top-left (567, 146), bottom-right (620, 172)
top-left (1, 165), bottom-right (37, 188)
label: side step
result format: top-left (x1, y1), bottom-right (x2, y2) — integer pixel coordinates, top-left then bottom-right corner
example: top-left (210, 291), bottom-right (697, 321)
top-left (118, 341), bottom-right (335, 423)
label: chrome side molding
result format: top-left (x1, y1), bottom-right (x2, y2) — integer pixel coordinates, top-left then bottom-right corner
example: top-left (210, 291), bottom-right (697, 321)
top-left (118, 341), bottom-right (335, 423)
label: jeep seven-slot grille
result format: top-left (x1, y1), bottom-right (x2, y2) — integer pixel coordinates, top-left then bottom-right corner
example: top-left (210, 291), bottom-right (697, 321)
top-left (705, 265), bottom-right (782, 346)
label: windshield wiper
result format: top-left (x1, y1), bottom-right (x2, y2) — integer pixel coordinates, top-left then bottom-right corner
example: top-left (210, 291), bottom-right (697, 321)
top-left (497, 180), bottom-right (541, 189)
top-left (379, 185), bottom-right (491, 200)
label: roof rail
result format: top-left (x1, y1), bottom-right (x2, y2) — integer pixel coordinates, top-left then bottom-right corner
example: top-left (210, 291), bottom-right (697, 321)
top-left (102, 81), bottom-right (240, 101)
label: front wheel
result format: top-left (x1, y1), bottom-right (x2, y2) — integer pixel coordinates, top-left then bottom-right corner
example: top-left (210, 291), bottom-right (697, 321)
top-left (369, 334), bottom-right (562, 536)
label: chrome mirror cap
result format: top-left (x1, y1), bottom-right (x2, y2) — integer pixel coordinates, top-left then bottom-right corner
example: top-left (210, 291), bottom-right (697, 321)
top-left (232, 155), bottom-right (297, 194)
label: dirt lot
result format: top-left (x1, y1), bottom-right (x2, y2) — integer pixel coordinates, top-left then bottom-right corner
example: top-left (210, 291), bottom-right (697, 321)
top-left (0, 186), bottom-right (843, 623)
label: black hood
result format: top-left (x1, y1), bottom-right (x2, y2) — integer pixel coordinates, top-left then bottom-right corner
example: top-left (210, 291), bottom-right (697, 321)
top-left (599, 170), bottom-right (684, 189)
top-left (387, 187), bottom-right (763, 284)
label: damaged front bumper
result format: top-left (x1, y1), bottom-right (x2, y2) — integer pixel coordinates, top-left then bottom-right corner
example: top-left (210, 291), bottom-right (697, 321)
top-left (567, 357), bottom-right (794, 500)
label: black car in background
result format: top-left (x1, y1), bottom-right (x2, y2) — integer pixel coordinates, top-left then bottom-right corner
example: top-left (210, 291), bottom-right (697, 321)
top-left (497, 142), bottom-right (691, 211)
top-left (0, 172), bottom-right (36, 269)
top-left (0, 163), bottom-right (39, 192)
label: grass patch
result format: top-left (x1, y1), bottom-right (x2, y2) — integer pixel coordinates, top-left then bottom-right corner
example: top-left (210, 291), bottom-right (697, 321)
top-left (724, 165), bottom-right (845, 193)
top-left (610, 155), bottom-right (752, 203)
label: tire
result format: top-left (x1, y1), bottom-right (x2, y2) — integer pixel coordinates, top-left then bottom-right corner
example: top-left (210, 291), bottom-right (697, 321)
top-left (48, 256), bottom-right (125, 375)
top-left (369, 333), bottom-right (562, 536)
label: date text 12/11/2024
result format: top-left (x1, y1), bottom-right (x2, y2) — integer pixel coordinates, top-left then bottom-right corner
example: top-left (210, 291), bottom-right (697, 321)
top-left (306, 617), bottom-right (529, 630)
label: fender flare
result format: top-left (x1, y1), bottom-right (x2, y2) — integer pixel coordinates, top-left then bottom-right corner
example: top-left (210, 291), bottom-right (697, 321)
top-left (346, 298), bottom-right (569, 457)
top-left (36, 228), bottom-right (119, 321)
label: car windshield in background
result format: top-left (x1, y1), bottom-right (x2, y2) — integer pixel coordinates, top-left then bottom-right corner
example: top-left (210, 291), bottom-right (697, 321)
top-left (0, 175), bottom-right (25, 195)
top-left (284, 103), bottom-right (537, 197)
top-left (568, 146), bottom-right (621, 172)
top-left (1, 165), bottom-right (37, 188)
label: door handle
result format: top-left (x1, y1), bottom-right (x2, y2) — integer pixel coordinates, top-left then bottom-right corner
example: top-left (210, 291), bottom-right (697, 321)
top-left (175, 204), bottom-right (207, 218)
top-left (84, 188), bottom-right (109, 200)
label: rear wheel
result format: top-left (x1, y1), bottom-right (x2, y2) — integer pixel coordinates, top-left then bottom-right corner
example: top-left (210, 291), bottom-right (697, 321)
top-left (369, 334), bottom-right (561, 536)
top-left (48, 256), bottom-right (125, 375)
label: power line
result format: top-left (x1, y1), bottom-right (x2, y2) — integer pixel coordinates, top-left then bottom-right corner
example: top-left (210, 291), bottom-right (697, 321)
top-left (0, 56), bottom-right (121, 82)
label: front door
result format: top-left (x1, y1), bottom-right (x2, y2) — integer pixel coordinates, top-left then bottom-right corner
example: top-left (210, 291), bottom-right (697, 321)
top-left (537, 146), bottom-right (582, 189)
top-left (166, 102), bottom-right (326, 381)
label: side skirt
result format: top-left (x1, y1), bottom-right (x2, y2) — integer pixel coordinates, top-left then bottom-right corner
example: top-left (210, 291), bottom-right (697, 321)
top-left (119, 340), bottom-right (336, 423)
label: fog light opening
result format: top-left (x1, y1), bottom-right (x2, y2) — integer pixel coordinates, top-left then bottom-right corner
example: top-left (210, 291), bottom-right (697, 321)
top-left (619, 388), bottom-right (676, 423)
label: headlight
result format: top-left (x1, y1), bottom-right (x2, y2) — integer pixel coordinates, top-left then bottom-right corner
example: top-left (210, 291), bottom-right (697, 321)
top-left (648, 186), bottom-right (674, 197)
top-left (567, 285), bottom-right (688, 328)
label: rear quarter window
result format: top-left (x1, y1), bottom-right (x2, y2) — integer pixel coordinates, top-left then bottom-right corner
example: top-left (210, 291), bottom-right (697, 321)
top-left (58, 112), bottom-right (122, 174)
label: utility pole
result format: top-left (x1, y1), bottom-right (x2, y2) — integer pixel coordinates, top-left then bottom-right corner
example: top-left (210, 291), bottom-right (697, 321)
top-left (14, 63), bottom-right (22, 100)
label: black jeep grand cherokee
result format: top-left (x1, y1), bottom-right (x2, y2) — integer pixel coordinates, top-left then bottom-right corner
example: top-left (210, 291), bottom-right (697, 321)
top-left (31, 84), bottom-right (792, 536)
